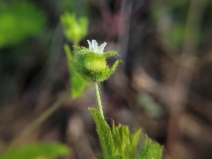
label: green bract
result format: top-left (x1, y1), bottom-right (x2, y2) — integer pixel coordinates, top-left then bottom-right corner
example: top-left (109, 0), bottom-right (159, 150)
top-left (72, 40), bottom-right (122, 83)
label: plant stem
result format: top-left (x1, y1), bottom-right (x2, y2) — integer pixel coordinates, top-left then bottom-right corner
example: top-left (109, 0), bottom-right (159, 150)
top-left (7, 92), bottom-right (70, 149)
top-left (94, 82), bottom-right (104, 119)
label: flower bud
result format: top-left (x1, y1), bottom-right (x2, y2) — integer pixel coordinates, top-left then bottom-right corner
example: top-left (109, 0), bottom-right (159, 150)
top-left (72, 40), bottom-right (122, 83)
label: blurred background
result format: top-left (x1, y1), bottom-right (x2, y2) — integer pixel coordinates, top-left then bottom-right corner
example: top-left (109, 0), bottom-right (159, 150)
top-left (0, 0), bottom-right (212, 159)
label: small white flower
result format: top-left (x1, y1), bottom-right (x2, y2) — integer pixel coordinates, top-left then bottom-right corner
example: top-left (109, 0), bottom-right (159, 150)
top-left (87, 40), bottom-right (107, 55)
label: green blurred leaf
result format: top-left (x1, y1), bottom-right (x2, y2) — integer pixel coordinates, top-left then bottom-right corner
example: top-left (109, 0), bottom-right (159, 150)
top-left (136, 136), bottom-right (163, 159)
top-left (61, 12), bottom-right (88, 44)
top-left (0, 1), bottom-right (46, 47)
top-left (150, 0), bottom-right (199, 50)
top-left (89, 108), bottom-right (114, 159)
top-left (138, 93), bottom-right (162, 118)
top-left (64, 44), bottom-right (89, 98)
top-left (0, 142), bottom-right (70, 159)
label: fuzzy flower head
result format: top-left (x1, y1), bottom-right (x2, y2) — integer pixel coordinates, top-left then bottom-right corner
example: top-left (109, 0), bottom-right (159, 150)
top-left (72, 40), bottom-right (122, 83)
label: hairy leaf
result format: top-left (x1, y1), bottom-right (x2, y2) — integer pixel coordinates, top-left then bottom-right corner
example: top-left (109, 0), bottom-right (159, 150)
top-left (89, 108), bottom-right (114, 159)
top-left (136, 136), bottom-right (163, 159)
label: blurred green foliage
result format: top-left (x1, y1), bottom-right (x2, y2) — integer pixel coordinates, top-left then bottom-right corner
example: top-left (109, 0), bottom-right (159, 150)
top-left (64, 44), bottom-right (89, 98)
top-left (138, 93), bottom-right (162, 119)
top-left (0, 142), bottom-right (70, 159)
top-left (152, 0), bottom-right (210, 50)
top-left (61, 12), bottom-right (89, 98)
top-left (61, 12), bottom-right (88, 44)
top-left (0, 1), bottom-right (46, 47)
top-left (151, 0), bottom-right (189, 48)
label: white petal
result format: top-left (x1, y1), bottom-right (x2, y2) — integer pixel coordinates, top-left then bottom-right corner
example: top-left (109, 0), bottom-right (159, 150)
top-left (87, 40), bottom-right (92, 51)
top-left (99, 42), bottom-right (107, 53)
top-left (92, 40), bottom-right (96, 51)
top-left (94, 40), bottom-right (98, 52)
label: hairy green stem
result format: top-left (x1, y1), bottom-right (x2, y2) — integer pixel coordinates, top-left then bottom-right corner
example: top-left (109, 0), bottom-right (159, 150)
top-left (94, 82), bottom-right (104, 119)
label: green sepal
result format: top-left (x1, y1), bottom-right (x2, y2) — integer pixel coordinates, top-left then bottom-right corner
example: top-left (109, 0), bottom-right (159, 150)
top-left (110, 60), bottom-right (123, 75)
top-left (89, 108), bottom-right (114, 159)
top-left (103, 51), bottom-right (119, 58)
top-left (89, 59), bottom-right (122, 82)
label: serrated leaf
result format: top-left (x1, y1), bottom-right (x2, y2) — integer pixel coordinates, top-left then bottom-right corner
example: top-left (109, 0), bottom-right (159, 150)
top-left (112, 122), bottom-right (122, 154)
top-left (112, 123), bottom-right (142, 159)
top-left (120, 126), bottom-right (130, 145)
top-left (131, 129), bottom-right (142, 149)
top-left (89, 108), bottom-right (114, 159)
top-left (0, 142), bottom-right (70, 159)
top-left (64, 44), bottom-right (89, 98)
top-left (120, 125), bottom-right (134, 159)
top-left (136, 136), bottom-right (163, 159)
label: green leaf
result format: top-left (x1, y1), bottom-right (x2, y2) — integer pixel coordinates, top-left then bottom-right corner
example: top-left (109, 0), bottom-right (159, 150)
top-left (111, 123), bottom-right (143, 159)
top-left (138, 93), bottom-right (162, 118)
top-left (64, 44), bottom-right (89, 98)
top-left (131, 129), bottom-right (142, 149)
top-left (136, 136), bottom-right (163, 159)
top-left (0, 142), bottom-right (70, 159)
top-left (112, 122), bottom-right (122, 154)
top-left (110, 155), bottom-right (122, 159)
top-left (89, 111), bottom-right (163, 159)
top-left (89, 108), bottom-right (114, 159)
